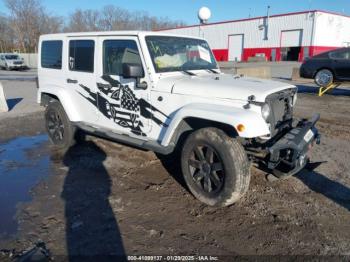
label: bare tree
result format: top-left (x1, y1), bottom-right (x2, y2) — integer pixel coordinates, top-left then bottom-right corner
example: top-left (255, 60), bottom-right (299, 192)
top-left (99, 5), bottom-right (132, 31)
top-left (0, 14), bottom-right (15, 52)
top-left (65, 5), bottom-right (186, 32)
top-left (65, 9), bottom-right (101, 32)
top-left (5, 0), bottom-right (62, 52)
top-left (1, 1), bottom-right (185, 52)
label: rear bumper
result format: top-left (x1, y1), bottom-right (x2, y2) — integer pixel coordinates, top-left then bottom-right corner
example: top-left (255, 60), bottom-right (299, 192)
top-left (267, 113), bottom-right (320, 177)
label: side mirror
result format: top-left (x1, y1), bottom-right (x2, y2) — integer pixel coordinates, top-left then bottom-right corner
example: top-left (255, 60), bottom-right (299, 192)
top-left (122, 63), bottom-right (147, 89)
top-left (122, 63), bottom-right (144, 79)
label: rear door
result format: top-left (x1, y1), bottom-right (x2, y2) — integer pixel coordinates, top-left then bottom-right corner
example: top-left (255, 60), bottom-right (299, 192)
top-left (95, 36), bottom-right (152, 137)
top-left (65, 38), bottom-right (99, 124)
top-left (329, 49), bottom-right (350, 79)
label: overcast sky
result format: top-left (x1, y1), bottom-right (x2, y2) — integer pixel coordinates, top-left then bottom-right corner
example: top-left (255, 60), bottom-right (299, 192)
top-left (1, 0), bottom-right (350, 24)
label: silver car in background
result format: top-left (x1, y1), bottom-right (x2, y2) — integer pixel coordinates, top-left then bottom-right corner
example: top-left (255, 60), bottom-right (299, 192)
top-left (0, 53), bottom-right (26, 70)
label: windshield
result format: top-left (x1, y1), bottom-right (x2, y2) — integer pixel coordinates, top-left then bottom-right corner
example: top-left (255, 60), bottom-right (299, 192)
top-left (5, 55), bottom-right (20, 60)
top-left (145, 36), bottom-right (218, 73)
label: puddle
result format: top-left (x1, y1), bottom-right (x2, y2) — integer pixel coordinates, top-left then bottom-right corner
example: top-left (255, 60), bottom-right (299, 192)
top-left (0, 134), bottom-right (50, 239)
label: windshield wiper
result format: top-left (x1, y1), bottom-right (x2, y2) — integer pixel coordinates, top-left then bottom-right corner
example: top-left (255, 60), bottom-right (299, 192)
top-left (207, 68), bottom-right (219, 74)
top-left (182, 70), bottom-right (196, 76)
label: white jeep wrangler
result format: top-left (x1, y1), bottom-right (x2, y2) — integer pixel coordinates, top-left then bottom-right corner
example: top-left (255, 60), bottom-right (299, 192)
top-left (37, 31), bottom-right (320, 206)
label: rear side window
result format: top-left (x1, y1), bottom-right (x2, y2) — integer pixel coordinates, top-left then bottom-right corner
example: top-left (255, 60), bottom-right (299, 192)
top-left (103, 40), bottom-right (142, 75)
top-left (69, 40), bottom-right (95, 73)
top-left (329, 49), bottom-right (350, 60)
top-left (41, 41), bottom-right (62, 69)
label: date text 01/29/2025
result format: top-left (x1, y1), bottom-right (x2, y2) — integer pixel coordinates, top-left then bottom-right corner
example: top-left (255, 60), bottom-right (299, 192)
top-left (127, 255), bottom-right (219, 261)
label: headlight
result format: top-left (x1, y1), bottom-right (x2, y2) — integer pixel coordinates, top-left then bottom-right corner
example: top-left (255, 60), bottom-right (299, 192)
top-left (261, 103), bottom-right (271, 121)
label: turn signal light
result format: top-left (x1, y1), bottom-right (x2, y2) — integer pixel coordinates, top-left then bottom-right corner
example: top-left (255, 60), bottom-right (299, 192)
top-left (237, 124), bottom-right (245, 132)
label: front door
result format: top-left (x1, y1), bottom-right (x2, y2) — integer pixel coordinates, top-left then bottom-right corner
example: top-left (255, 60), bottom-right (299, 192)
top-left (329, 49), bottom-right (350, 79)
top-left (65, 38), bottom-right (99, 124)
top-left (95, 36), bottom-right (152, 137)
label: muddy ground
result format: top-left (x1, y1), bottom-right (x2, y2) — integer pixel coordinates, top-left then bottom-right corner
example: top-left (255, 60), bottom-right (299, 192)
top-left (0, 89), bottom-right (350, 260)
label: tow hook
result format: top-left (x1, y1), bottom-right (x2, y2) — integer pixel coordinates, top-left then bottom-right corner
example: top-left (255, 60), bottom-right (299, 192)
top-left (315, 134), bottom-right (321, 145)
top-left (299, 154), bottom-right (307, 167)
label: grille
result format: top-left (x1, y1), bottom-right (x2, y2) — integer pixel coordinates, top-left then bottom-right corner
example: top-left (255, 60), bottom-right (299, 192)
top-left (14, 61), bottom-right (22, 65)
top-left (266, 88), bottom-right (296, 136)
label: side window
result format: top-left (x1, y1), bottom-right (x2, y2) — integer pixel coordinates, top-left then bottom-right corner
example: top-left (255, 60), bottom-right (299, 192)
top-left (41, 40), bottom-right (62, 69)
top-left (69, 40), bottom-right (95, 73)
top-left (329, 50), bottom-right (350, 60)
top-left (103, 40), bottom-right (142, 76)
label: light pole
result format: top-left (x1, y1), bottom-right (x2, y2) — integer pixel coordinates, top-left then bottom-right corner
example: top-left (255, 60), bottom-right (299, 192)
top-left (198, 7), bottom-right (211, 38)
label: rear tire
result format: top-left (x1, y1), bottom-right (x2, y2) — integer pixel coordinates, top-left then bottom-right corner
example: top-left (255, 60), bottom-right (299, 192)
top-left (314, 69), bottom-right (334, 87)
top-left (181, 127), bottom-right (251, 207)
top-left (45, 101), bottom-right (76, 150)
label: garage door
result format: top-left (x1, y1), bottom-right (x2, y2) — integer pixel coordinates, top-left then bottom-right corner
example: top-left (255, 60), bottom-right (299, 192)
top-left (281, 30), bottom-right (303, 47)
top-left (228, 34), bottom-right (244, 61)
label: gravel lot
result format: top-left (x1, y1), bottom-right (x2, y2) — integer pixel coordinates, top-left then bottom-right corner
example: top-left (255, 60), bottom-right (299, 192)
top-left (0, 66), bottom-right (349, 260)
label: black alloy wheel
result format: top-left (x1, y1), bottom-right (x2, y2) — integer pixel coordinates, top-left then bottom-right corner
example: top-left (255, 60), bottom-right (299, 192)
top-left (188, 144), bottom-right (224, 195)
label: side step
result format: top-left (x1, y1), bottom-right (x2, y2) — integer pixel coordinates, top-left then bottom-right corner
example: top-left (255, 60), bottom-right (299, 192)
top-left (74, 122), bottom-right (175, 155)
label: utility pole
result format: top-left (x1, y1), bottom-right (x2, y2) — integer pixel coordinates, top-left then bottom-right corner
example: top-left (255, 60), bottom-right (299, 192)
top-left (265, 5), bottom-right (271, 40)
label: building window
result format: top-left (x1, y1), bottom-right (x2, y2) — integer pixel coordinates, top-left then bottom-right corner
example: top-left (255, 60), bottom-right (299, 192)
top-left (69, 40), bottom-right (95, 73)
top-left (41, 40), bottom-right (62, 69)
top-left (103, 40), bottom-right (142, 76)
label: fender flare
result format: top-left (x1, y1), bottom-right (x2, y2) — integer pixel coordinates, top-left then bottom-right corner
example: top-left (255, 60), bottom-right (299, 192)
top-left (161, 103), bottom-right (270, 147)
top-left (38, 86), bottom-right (80, 121)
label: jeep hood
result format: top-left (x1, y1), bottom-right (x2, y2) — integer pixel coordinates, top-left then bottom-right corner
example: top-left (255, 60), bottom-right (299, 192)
top-left (164, 74), bottom-right (296, 102)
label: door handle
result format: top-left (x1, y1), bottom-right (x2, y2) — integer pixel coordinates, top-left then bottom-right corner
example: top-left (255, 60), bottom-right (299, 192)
top-left (67, 78), bottom-right (78, 84)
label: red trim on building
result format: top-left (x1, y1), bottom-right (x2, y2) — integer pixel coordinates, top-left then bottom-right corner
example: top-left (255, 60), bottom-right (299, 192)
top-left (155, 10), bottom-right (350, 32)
top-left (309, 46), bottom-right (339, 56)
top-left (212, 46), bottom-right (340, 62)
top-left (242, 47), bottom-right (280, 61)
top-left (212, 49), bottom-right (228, 61)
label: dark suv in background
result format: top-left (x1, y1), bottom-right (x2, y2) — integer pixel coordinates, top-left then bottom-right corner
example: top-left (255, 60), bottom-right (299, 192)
top-left (300, 47), bottom-right (350, 87)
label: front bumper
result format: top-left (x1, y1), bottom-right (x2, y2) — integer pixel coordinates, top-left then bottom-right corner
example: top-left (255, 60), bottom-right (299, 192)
top-left (299, 64), bottom-right (314, 79)
top-left (267, 113), bottom-right (320, 177)
top-left (8, 64), bottom-right (26, 69)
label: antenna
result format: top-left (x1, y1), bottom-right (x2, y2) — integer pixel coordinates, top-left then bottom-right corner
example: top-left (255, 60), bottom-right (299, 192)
top-left (198, 7), bottom-right (211, 24)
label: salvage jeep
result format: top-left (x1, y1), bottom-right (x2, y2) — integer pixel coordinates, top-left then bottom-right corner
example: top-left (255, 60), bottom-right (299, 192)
top-left (37, 31), bottom-right (320, 206)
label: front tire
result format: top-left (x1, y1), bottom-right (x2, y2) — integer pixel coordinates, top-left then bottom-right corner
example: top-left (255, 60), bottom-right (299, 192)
top-left (181, 128), bottom-right (251, 207)
top-left (314, 69), bottom-right (334, 87)
top-left (45, 101), bottom-right (76, 150)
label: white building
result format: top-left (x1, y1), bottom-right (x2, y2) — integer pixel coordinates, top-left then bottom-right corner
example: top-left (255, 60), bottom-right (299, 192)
top-left (159, 10), bottom-right (350, 62)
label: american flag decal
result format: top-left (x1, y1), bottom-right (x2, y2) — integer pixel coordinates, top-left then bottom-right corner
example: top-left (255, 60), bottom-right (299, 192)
top-left (78, 75), bottom-right (169, 137)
